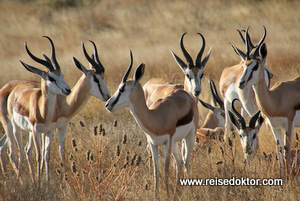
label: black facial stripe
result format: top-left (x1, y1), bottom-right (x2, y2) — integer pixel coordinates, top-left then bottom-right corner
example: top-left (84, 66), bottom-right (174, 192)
top-left (110, 91), bottom-right (121, 109)
top-left (246, 64), bottom-right (258, 83)
top-left (93, 75), bottom-right (105, 98)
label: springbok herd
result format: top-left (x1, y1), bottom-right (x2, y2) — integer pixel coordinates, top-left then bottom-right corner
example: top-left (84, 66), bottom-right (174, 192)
top-left (0, 26), bottom-right (299, 198)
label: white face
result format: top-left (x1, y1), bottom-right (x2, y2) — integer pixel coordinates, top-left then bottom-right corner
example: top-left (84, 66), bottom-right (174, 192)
top-left (46, 71), bottom-right (71, 96)
top-left (185, 67), bottom-right (204, 97)
top-left (239, 60), bottom-right (260, 89)
top-left (239, 128), bottom-right (259, 159)
top-left (90, 73), bottom-right (111, 101)
top-left (106, 82), bottom-right (131, 112)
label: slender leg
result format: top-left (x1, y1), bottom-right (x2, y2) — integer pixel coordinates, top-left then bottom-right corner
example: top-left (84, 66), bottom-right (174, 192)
top-left (12, 121), bottom-right (23, 179)
top-left (148, 142), bottom-right (160, 200)
top-left (40, 133), bottom-right (45, 173)
top-left (32, 129), bottom-right (41, 182)
top-left (25, 132), bottom-right (34, 182)
top-left (6, 121), bottom-right (18, 174)
top-left (271, 128), bottom-right (285, 177)
top-left (57, 127), bottom-right (67, 165)
top-left (286, 122), bottom-right (294, 177)
top-left (171, 141), bottom-right (184, 198)
top-left (163, 137), bottom-right (171, 196)
top-left (224, 98), bottom-right (231, 141)
top-left (44, 129), bottom-right (55, 181)
top-left (182, 128), bottom-right (195, 175)
top-left (0, 135), bottom-right (8, 173)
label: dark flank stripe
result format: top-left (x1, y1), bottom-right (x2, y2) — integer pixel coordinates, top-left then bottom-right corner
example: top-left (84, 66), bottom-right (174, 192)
top-left (176, 108), bottom-right (194, 127)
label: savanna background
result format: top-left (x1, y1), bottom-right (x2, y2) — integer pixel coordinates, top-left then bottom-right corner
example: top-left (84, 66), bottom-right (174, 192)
top-left (0, 0), bottom-right (299, 200)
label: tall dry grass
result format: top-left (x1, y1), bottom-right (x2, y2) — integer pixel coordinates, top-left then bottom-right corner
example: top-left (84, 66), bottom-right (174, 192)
top-left (0, 0), bottom-right (300, 200)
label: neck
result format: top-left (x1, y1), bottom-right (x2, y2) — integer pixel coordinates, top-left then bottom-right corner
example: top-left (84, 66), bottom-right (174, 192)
top-left (58, 75), bottom-right (91, 118)
top-left (40, 81), bottom-right (57, 123)
top-left (252, 64), bottom-right (276, 117)
top-left (129, 84), bottom-right (175, 136)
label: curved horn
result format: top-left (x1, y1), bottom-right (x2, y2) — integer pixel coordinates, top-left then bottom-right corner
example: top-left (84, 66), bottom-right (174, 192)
top-left (180, 32), bottom-right (194, 68)
top-left (24, 41), bottom-right (55, 71)
top-left (195, 33), bottom-right (205, 67)
top-left (249, 110), bottom-right (261, 129)
top-left (89, 40), bottom-right (105, 73)
top-left (122, 50), bottom-right (133, 83)
top-left (198, 99), bottom-right (215, 112)
top-left (252, 26), bottom-right (267, 58)
top-left (245, 26), bottom-right (250, 60)
top-left (43, 36), bottom-right (60, 70)
top-left (231, 99), bottom-right (246, 129)
top-left (209, 80), bottom-right (224, 109)
top-left (82, 41), bottom-right (98, 68)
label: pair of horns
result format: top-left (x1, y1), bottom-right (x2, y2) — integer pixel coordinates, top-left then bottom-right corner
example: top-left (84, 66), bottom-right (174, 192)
top-left (24, 36), bottom-right (60, 72)
top-left (229, 99), bottom-right (262, 130)
top-left (82, 40), bottom-right (105, 73)
top-left (172, 32), bottom-right (210, 69)
top-left (231, 26), bottom-right (266, 60)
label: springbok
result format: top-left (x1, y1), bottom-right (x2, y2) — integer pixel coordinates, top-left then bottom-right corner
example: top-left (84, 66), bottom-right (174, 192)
top-left (106, 51), bottom-right (199, 199)
top-left (0, 41), bottom-right (110, 180)
top-left (237, 35), bottom-right (300, 176)
top-left (196, 80), bottom-right (225, 143)
top-left (143, 32), bottom-right (212, 105)
top-left (228, 99), bottom-right (264, 161)
top-left (6, 36), bottom-right (71, 180)
top-left (219, 26), bottom-right (272, 140)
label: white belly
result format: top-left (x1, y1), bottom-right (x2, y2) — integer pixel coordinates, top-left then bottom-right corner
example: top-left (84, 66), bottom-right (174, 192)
top-left (146, 120), bottom-right (195, 146)
top-left (13, 111), bottom-right (56, 133)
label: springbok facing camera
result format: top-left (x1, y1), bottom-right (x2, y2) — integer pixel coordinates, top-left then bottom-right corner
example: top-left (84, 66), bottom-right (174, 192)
top-left (106, 51), bottom-right (199, 199)
top-left (219, 26), bottom-right (272, 140)
top-left (7, 36), bottom-right (71, 181)
top-left (228, 99), bottom-right (264, 161)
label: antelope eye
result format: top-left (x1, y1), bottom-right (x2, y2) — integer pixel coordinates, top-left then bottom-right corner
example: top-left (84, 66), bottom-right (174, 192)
top-left (253, 134), bottom-right (257, 139)
top-left (186, 74), bottom-right (191, 80)
top-left (200, 74), bottom-right (204, 79)
top-left (48, 76), bottom-right (55, 82)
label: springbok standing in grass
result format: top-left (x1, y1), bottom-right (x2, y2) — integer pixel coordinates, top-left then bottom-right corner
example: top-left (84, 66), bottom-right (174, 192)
top-left (219, 26), bottom-right (273, 140)
top-left (236, 34), bottom-right (300, 176)
top-left (106, 51), bottom-right (199, 199)
top-left (6, 36), bottom-right (71, 181)
top-left (196, 80), bottom-right (225, 142)
top-left (0, 41), bottom-right (110, 180)
top-left (228, 99), bottom-right (264, 161)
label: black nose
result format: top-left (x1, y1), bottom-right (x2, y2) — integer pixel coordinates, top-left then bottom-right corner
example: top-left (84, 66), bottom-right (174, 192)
top-left (194, 90), bottom-right (200, 96)
top-left (239, 81), bottom-right (245, 89)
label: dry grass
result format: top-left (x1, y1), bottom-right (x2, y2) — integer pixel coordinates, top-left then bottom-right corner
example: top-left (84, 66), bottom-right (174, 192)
top-left (0, 0), bottom-right (300, 200)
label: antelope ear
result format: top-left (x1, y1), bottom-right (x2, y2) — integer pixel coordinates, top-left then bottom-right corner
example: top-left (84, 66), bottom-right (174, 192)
top-left (228, 111), bottom-right (240, 130)
top-left (198, 99), bottom-right (215, 112)
top-left (201, 47), bottom-right (212, 69)
top-left (260, 43), bottom-right (268, 64)
top-left (72, 57), bottom-right (88, 74)
top-left (230, 43), bottom-right (246, 61)
top-left (19, 60), bottom-right (46, 79)
top-left (133, 63), bottom-right (145, 86)
top-left (170, 50), bottom-right (187, 72)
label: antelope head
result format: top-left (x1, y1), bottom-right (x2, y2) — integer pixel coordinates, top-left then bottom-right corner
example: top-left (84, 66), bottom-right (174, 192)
top-left (171, 32), bottom-right (212, 97)
top-left (228, 99), bottom-right (264, 160)
top-left (230, 26), bottom-right (270, 89)
top-left (20, 36), bottom-right (71, 96)
top-left (106, 51), bottom-right (145, 112)
top-left (81, 40), bottom-right (111, 101)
